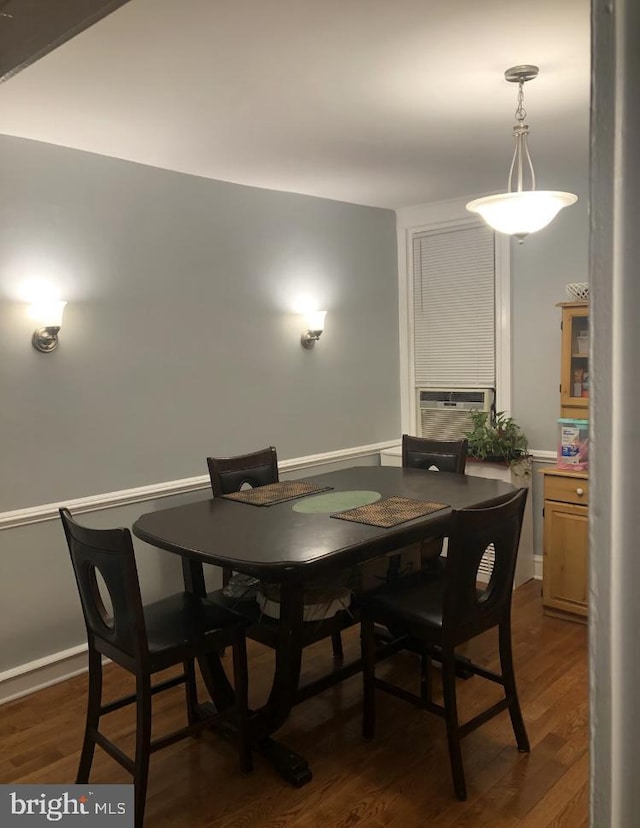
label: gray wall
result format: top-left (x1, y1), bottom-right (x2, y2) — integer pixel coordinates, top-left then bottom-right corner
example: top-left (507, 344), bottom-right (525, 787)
top-left (511, 172), bottom-right (590, 451)
top-left (0, 130), bottom-right (591, 682)
top-left (511, 170), bottom-right (589, 570)
top-left (0, 135), bottom-right (399, 674)
top-left (0, 135), bottom-right (399, 511)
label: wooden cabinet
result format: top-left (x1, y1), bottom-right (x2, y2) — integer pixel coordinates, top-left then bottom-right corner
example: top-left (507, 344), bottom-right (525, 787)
top-left (558, 302), bottom-right (589, 418)
top-left (542, 467), bottom-right (588, 623)
top-left (540, 301), bottom-right (590, 623)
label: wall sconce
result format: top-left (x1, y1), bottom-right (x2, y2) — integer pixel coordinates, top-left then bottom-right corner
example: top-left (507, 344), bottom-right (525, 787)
top-left (29, 300), bottom-right (67, 352)
top-left (301, 310), bottom-right (327, 349)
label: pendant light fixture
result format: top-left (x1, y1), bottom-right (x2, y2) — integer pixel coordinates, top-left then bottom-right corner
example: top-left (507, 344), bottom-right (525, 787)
top-left (466, 65), bottom-right (577, 242)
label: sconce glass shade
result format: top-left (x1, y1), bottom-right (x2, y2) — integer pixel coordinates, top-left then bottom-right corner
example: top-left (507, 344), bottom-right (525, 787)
top-left (29, 300), bottom-right (67, 328)
top-left (301, 310), bottom-right (327, 349)
top-left (30, 300), bottom-right (66, 352)
top-left (466, 191), bottom-right (578, 239)
top-left (305, 310), bottom-right (326, 332)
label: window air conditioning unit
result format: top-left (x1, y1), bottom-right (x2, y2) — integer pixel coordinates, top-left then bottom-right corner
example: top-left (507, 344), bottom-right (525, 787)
top-left (416, 388), bottom-right (494, 440)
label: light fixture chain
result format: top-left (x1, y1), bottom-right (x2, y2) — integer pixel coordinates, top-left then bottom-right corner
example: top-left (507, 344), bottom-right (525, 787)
top-left (515, 81), bottom-right (527, 122)
top-left (508, 77), bottom-right (534, 193)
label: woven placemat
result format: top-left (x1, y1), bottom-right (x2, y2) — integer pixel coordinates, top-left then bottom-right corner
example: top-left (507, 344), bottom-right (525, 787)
top-left (223, 480), bottom-right (333, 506)
top-left (331, 496), bottom-right (448, 528)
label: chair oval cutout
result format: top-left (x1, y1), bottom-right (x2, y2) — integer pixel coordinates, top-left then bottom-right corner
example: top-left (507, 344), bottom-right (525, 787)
top-left (476, 543), bottom-right (496, 602)
top-left (87, 563), bottom-right (115, 631)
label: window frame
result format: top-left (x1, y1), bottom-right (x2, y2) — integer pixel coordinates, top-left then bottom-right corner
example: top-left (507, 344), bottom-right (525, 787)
top-left (396, 196), bottom-right (512, 435)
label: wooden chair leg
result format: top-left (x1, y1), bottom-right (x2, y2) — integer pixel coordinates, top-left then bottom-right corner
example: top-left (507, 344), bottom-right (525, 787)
top-left (76, 647), bottom-right (102, 783)
top-left (499, 621), bottom-right (530, 752)
top-left (361, 615), bottom-right (376, 739)
top-left (441, 650), bottom-right (467, 801)
top-left (331, 632), bottom-right (344, 660)
top-left (134, 675), bottom-right (152, 828)
top-left (183, 659), bottom-right (199, 727)
top-left (420, 653), bottom-right (433, 704)
top-left (231, 630), bottom-right (253, 774)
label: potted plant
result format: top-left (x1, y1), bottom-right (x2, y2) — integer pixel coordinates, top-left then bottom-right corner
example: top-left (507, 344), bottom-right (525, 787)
top-left (464, 409), bottom-right (531, 476)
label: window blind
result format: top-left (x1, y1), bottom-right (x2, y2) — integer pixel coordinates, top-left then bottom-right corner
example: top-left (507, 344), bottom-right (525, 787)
top-left (412, 223), bottom-right (495, 388)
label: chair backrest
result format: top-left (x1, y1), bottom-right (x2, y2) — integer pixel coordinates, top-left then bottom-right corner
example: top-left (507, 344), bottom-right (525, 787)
top-left (207, 446), bottom-right (279, 496)
top-left (59, 507), bottom-right (147, 662)
top-left (442, 488), bottom-right (528, 640)
top-left (401, 435), bottom-right (468, 474)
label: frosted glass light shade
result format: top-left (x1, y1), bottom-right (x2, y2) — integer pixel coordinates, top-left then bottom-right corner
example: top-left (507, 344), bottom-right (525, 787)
top-left (466, 191), bottom-right (578, 238)
top-left (305, 310), bottom-right (327, 332)
top-left (28, 300), bottom-right (67, 327)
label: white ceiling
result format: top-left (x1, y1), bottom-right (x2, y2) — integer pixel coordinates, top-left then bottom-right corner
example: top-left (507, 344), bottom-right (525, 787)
top-left (0, 0), bottom-right (590, 209)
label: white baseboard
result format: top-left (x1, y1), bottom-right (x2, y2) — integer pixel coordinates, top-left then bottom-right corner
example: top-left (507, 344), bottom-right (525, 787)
top-left (0, 645), bottom-right (89, 706)
top-left (534, 554), bottom-right (543, 580)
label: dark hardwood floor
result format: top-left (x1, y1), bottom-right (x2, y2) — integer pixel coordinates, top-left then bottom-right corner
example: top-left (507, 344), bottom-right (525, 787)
top-left (0, 580), bottom-right (588, 826)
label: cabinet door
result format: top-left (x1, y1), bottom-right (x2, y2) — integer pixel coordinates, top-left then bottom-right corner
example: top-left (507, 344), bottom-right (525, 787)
top-left (560, 305), bottom-right (589, 418)
top-left (543, 500), bottom-right (588, 618)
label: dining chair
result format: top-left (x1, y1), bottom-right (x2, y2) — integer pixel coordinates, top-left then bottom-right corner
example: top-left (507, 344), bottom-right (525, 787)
top-left (207, 446), bottom-right (280, 593)
top-left (60, 507), bottom-right (251, 828)
top-left (401, 434), bottom-right (468, 474)
top-left (401, 435), bottom-right (469, 568)
top-left (207, 445), bottom-right (279, 500)
top-left (359, 487), bottom-right (529, 801)
top-left (207, 446), bottom-right (345, 659)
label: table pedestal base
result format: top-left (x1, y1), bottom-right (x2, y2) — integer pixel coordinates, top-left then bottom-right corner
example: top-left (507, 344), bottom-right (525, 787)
top-left (258, 737), bottom-right (312, 787)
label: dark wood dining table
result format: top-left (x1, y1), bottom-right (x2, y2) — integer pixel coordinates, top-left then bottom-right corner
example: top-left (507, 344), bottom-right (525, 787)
top-left (132, 465), bottom-right (514, 785)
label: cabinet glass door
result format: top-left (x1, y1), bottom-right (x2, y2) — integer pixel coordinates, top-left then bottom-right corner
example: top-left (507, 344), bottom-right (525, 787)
top-left (560, 303), bottom-right (589, 417)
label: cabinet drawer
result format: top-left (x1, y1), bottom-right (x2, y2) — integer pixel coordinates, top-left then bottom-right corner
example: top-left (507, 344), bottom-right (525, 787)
top-left (544, 474), bottom-right (589, 506)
